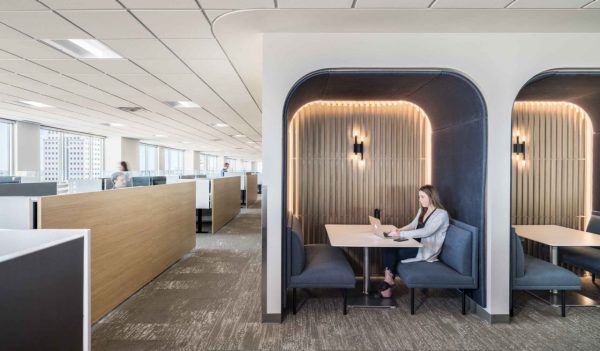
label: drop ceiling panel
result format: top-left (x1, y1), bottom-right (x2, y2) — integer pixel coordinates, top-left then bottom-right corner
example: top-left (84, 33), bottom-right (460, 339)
top-left (0, 39), bottom-right (71, 59)
top-left (205, 10), bottom-right (231, 22)
top-left (0, 0), bottom-right (47, 11)
top-left (59, 10), bottom-right (153, 39)
top-left (585, 1), bottom-right (600, 7)
top-left (133, 10), bottom-right (212, 38)
top-left (68, 74), bottom-right (147, 98)
top-left (0, 59), bottom-right (56, 74)
top-left (40, 0), bottom-right (123, 10)
top-left (0, 11), bottom-right (91, 39)
top-left (32, 59), bottom-right (101, 74)
top-left (0, 23), bottom-right (30, 39)
top-left (355, 0), bottom-right (433, 8)
top-left (80, 59), bottom-right (146, 74)
top-left (102, 39), bottom-right (175, 59)
top-left (163, 39), bottom-right (226, 60)
top-left (120, 0), bottom-right (200, 9)
top-left (509, 0), bottom-right (592, 8)
top-left (0, 51), bottom-right (19, 59)
top-left (278, 0), bottom-right (354, 8)
top-left (114, 74), bottom-right (188, 101)
top-left (133, 59), bottom-right (193, 74)
top-left (199, 0), bottom-right (275, 9)
top-left (432, 0), bottom-right (514, 8)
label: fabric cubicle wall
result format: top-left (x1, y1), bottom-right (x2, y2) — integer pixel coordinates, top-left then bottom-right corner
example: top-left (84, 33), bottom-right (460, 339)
top-left (283, 69), bottom-right (488, 307)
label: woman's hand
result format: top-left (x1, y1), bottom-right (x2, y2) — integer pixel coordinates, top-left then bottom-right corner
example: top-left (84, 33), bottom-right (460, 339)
top-left (388, 229), bottom-right (402, 237)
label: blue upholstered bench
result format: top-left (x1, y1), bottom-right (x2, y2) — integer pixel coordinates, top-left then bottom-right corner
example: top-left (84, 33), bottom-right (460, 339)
top-left (396, 219), bottom-right (478, 315)
top-left (559, 211), bottom-right (600, 283)
top-left (288, 218), bottom-right (355, 315)
top-left (511, 228), bottom-right (580, 317)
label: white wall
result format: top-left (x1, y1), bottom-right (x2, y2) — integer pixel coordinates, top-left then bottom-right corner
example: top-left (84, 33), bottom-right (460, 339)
top-left (121, 138), bottom-right (139, 171)
top-left (14, 121), bottom-right (40, 175)
top-left (262, 33), bottom-right (600, 317)
top-left (105, 137), bottom-right (140, 172)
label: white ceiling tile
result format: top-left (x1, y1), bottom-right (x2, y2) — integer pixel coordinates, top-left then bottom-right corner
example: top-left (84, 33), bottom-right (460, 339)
top-left (0, 51), bottom-right (19, 59)
top-left (585, 0), bottom-right (600, 7)
top-left (509, 0), bottom-right (592, 8)
top-left (432, 0), bottom-right (513, 8)
top-left (59, 10), bottom-right (153, 39)
top-left (0, 0), bottom-right (47, 10)
top-left (0, 23), bottom-right (30, 39)
top-left (133, 59), bottom-right (192, 74)
top-left (133, 10), bottom-right (212, 38)
top-left (278, 0), bottom-right (353, 8)
top-left (205, 10), bottom-right (231, 22)
top-left (114, 74), bottom-right (187, 101)
top-left (355, 0), bottom-right (433, 8)
top-left (163, 38), bottom-right (226, 60)
top-left (32, 59), bottom-right (101, 74)
top-left (199, 0), bottom-right (274, 9)
top-left (81, 59), bottom-right (146, 74)
top-left (40, 0), bottom-right (123, 10)
top-left (101, 39), bottom-right (175, 59)
top-left (70, 73), bottom-right (148, 98)
top-left (0, 11), bottom-right (91, 39)
top-left (0, 59), bottom-right (57, 74)
top-left (0, 39), bottom-right (70, 59)
top-left (120, 0), bottom-right (200, 9)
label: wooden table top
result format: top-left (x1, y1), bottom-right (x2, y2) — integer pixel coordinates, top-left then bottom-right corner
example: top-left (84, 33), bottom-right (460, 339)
top-left (513, 225), bottom-right (600, 247)
top-left (325, 224), bottom-right (423, 248)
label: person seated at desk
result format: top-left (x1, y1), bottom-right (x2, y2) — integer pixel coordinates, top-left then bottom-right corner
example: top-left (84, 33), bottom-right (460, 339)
top-left (378, 184), bottom-right (449, 298)
top-left (220, 162), bottom-right (230, 177)
top-left (111, 172), bottom-right (129, 189)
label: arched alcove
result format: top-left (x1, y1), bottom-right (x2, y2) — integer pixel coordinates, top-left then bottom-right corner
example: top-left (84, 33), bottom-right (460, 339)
top-left (282, 69), bottom-right (488, 307)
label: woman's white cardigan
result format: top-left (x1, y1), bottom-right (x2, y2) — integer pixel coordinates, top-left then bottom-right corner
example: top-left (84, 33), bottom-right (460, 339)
top-left (399, 208), bottom-right (450, 263)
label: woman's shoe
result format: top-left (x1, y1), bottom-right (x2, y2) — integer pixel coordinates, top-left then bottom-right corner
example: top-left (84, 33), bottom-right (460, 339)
top-left (374, 289), bottom-right (394, 299)
top-left (377, 281), bottom-right (396, 292)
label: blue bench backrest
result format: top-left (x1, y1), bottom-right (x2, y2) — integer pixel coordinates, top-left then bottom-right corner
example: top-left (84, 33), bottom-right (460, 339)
top-left (289, 215), bottom-right (305, 276)
top-left (440, 219), bottom-right (478, 281)
top-left (587, 211), bottom-right (600, 235)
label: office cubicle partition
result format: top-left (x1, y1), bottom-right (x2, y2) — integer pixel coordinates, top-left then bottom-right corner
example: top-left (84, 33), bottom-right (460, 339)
top-left (0, 182), bottom-right (57, 196)
top-left (38, 182), bottom-right (195, 322)
top-left (246, 173), bottom-right (258, 207)
top-left (0, 176), bottom-right (21, 183)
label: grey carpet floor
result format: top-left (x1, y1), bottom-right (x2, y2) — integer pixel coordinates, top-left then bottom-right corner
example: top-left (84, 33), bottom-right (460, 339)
top-left (92, 203), bottom-right (600, 351)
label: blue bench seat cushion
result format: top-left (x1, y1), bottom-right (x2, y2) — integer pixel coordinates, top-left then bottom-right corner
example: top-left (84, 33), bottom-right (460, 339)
top-left (560, 246), bottom-right (600, 273)
top-left (396, 261), bottom-right (475, 289)
top-left (514, 256), bottom-right (580, 290)
top-left (289, 244), bottom-right (356, 289)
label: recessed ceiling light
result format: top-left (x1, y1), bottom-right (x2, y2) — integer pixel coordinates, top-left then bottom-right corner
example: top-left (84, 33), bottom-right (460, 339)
top-left (165, 101), bottom-right (200, 108)
top-left (103, 122), bottom-right (125, 127)
top-left (181, 141), bottom-right (193, 144)
top-left (233, 134), bottom-right (245, 138)
top-left (213, 123), bottom-right (228, 128)
top-left (18, 100), bottom-right (53, 108)
top-left (154, 134), bottom-right (168, 138)
top-left (42, 39), bottom-right (122, 59)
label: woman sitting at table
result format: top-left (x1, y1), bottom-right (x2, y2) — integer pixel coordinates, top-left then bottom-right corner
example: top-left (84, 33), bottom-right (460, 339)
top-left (378, 184), bottom-right (449, 298)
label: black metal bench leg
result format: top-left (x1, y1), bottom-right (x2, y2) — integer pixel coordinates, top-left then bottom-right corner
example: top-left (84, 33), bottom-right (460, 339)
top-left (410, 288), bottom-right (415, 315)
top-left (461, 289), bottom-right (466, 315)
top-left (343, 289), bottom-right (348, 315)
top-left (561, 290), bottom-right (566, 317)
top-left (293, 288), bottom-right (297, 315)
top-left (510, 291), bottom-right (514, 317)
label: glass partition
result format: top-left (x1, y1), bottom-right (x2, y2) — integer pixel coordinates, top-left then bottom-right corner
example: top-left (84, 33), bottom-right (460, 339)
top-left (0, 119), bottom-right (13, 176)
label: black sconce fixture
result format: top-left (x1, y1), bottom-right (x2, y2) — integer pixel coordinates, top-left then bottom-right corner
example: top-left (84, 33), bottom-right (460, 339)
top-left (353, 134), bottom-right (364, 160)
top-left (513, 131), bottom-right (526, 166)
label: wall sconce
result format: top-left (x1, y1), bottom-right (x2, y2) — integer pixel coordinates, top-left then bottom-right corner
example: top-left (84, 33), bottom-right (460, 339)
top-left (513, 131), bottom-right (526, 166)
top-left (353, 134), bottom-right (364, 160)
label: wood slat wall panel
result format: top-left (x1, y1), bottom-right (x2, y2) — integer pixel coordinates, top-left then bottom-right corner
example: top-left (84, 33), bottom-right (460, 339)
top-left (288, 101), bottom-right (431, 274)
top-left (512, 101), bottom-right (592, 259)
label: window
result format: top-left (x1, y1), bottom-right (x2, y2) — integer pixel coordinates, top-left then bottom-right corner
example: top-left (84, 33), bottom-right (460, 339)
top-left (164, 148), bottom-right (184, 175)
top-left (225, 157), bottom-right (238, 172)
top-left (0, 120), bottom-right (13, 175)
top-left (243, 160), bottom-right (251, 172)
top-left (206, 154), bottom-right (218, 173)
top-left (40, 127), bottom-right (104, 181)
top-left (198, 153), bottom-right (207, 173)
top-left (139, 143), bottom-right (158, 176)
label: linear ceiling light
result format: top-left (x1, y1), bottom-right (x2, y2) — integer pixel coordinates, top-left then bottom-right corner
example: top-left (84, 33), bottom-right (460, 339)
top-left (18, 100), bottom-right (53, 108)
top-left (213, 123), bottom-right (228, 128)
top-left (233, 134), bottom-right (245, 138)
top-left (42, 39), bottom-right (122, 59)
top-left (154, 134), bottom-right (168, 138)
top-left (165, 101), bottom-right (200, 108)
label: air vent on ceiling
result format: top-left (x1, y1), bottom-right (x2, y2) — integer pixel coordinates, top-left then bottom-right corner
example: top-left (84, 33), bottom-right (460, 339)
top-left (117, 106), bottom-right (145, 112)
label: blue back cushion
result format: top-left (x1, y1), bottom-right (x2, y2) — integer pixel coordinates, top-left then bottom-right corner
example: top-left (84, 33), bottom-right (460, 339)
top-left (290, 230), bottom-right (305, 276)
top-left (439, 224), bottom-right (472, 275)
top-left (512, 228), bottom-right (525, 278)
top-left (586, 212), bottom-right (600, 235)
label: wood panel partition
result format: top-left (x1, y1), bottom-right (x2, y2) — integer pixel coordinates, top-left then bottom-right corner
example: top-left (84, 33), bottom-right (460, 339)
top-left (38, 182), bottom-right (196, 322)
top-left (512, 101), bottom-right (592, 230)
top-left (288, 101), bottom-right (431, 274)
top-left (212, 176), bottom-right (241, 233)
top-left (246, 173), bottom-right (258, 206)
